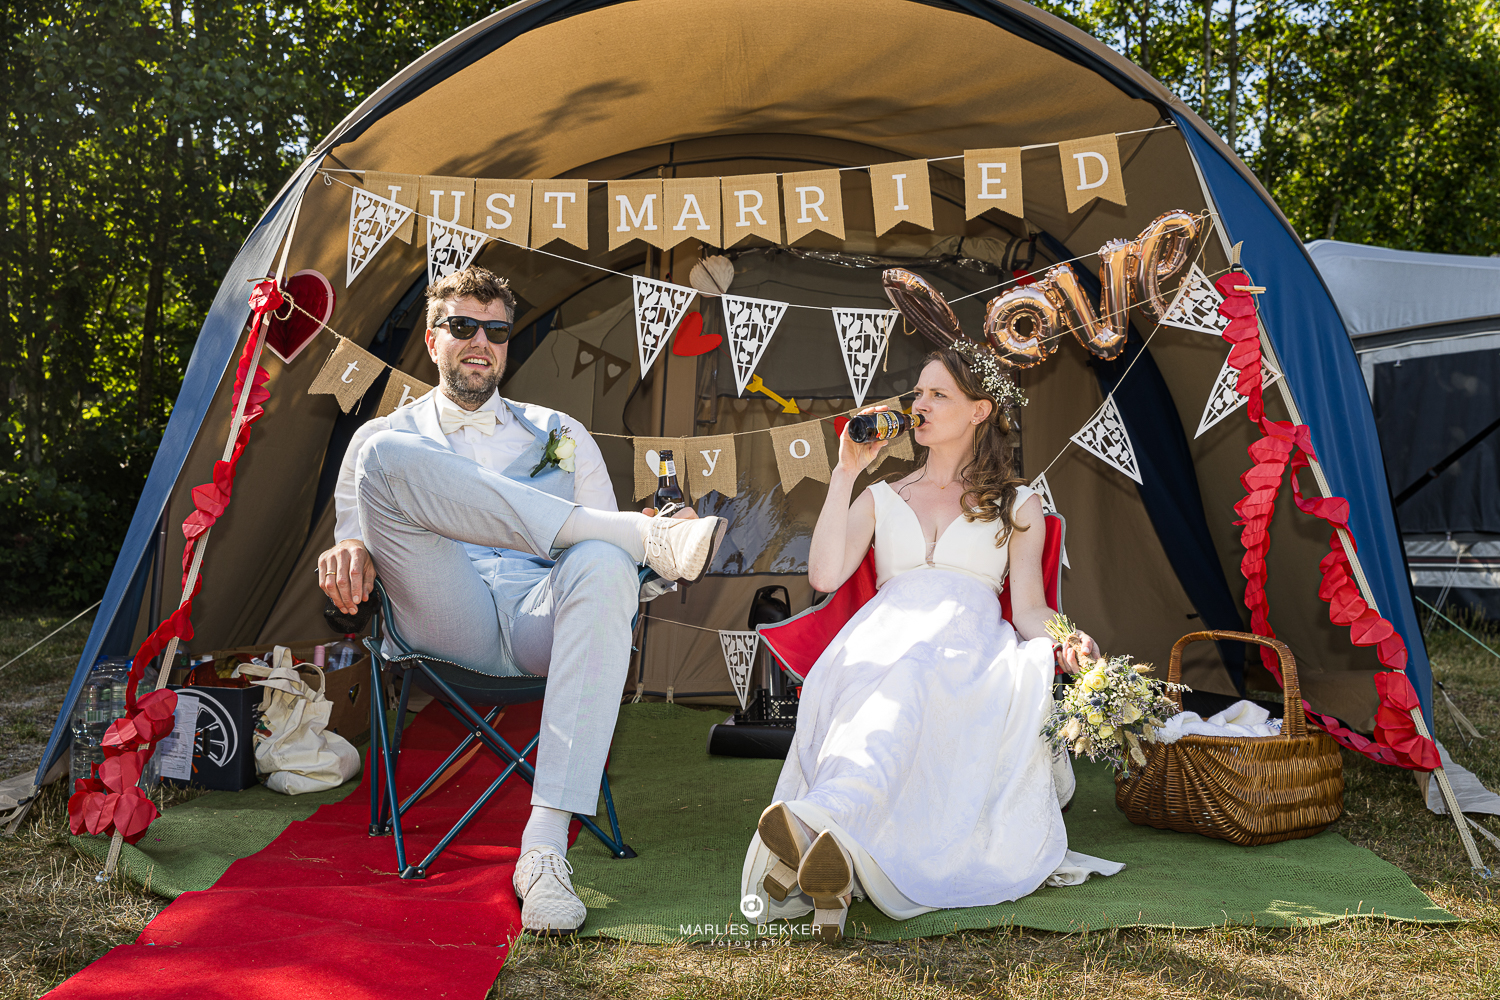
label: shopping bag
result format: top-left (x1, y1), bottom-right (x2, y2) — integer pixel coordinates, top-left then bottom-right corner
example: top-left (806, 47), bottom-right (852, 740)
top-left (240, 646), bottom-right (361, 794)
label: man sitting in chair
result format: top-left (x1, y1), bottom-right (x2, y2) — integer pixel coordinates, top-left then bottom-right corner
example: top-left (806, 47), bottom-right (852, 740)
top-left (317, 266), bottom-right (726, 933)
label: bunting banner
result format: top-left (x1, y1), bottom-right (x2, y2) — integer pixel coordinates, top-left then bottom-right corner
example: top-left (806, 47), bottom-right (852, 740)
top-left (531, 179), bottom-right (588, 250)
top-left (721, 173), bottom-right (782, 246)
top-left (719, 630), bottom-right (761, 711)
top-left (1070, 396), bottom-right (1142, 483)
top-left (1029, 472), bottom-right (1070, 568)
top-left (870, 159), bottom-right (933, 236)
top-left (417, 176), bottom-right (475, 244)
top-left (426, 218), bottom-right (487, 285)
top-left (964, 147), bottom-right (1024, 221)
top-left (783, 169), bottom-right (846, 243)
top-left (475, 179), bottom-right (532, 247)
top-left (572, 339), bottom-right (633, 395)
top-left (1195, 353), bottom-right (1284, 439)
top-left (633, 436), bottom-right (686, 502)
top-left (632, 276), bottom-right (698, 377)
top-left (608, 179), bottom-right (665, 251)
top-left (1056, 133), bottom-right (1127, 213)
top-left (831, 308), bottom-right (896, 408)
top-left (363, 171), bottom-right (419, 243)
top-left (723, 294), bottom-right (789, 395)
top-left (1162, 264), bottom-right (1231, 337)
top-left (684, 433), bottom-right (737, 499)
top-left (769, 421), bottom-right (832, 492)
top-left (376, 370), bottom-right (435, 418)
top-left (307, 337), bottom-right (384, 413)
top-left (346, 187), bottom-right (415, 286)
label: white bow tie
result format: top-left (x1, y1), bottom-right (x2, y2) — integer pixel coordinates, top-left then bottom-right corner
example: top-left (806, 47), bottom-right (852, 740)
top-left (438, 406), bottom-right (497, 436)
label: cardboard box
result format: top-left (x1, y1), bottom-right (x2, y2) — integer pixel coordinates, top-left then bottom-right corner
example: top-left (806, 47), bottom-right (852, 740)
top-left (159, 685), bottom-right (261, 791)
top-left (196, 639), bottom-right (373, 743)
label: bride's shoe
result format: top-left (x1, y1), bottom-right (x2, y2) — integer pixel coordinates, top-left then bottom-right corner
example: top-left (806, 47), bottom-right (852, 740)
top-left (797, 830), bottom-right (854, 944)
top-left (757, 803), bottom-right (812, 901)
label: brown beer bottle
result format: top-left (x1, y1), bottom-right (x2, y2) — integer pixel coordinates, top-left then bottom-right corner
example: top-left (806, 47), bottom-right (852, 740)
top-left (846, 410), bottom-right (924, 443)
top-left (653, 449), bottom-right (686, 512)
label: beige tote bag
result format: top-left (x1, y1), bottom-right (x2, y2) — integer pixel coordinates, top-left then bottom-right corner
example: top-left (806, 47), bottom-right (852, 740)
top-left (241, 647), bottom-right (361, 794)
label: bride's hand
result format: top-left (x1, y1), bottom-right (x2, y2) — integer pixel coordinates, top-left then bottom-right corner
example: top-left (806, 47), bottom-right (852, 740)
top-left (836, 405), bottom-right (890, 475)
top-left (1060, 631), bottom-right (1101, 674)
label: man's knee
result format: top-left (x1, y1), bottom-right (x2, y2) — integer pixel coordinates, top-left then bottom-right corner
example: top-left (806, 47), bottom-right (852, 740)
top-left (554, 539), bottom-right (639, 594)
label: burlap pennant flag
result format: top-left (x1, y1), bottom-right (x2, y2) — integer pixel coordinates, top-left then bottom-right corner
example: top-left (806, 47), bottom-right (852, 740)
top-left (376, 370), bottom-right (435, 417)
top-left (722, 294), bottom-right (789, 395)
top-left (1070, 396), bottom-right (1141, 483)
top-left (964, 148), bottom-right (1023, 220)
top-left (531, 179), bottom-right (589, 250)
top-left (683, 434), bottom-right (737, 500)
top-left (346, 186), bottom-right (415, 286)
top-left (1029, 472), bottom-right (1069, 567)
top-left (770, 421), bottom-right (831, 492)
top-left (417, 176), bottom-right (476, 245)
top-left (474, 179), bottom-right (532, 248)
top-left (831, 308), bottom-right (896, 407)
top-left (870, 160), bottom-right (933, 236)
top-left (632, 276), bottom-right (697, 376)
top-left (607, 179), bottom-right (665, 250)
top-left (663, 177), bottom-right (721, 249)
top-left (363, 171), bottom-right (419, 242)
top-left (633, 436), bottom-right (686, 502)
top-left (1057, 134), bottom-right (1127, 213)
top-left (721, 174), bottom-right (781, 246)
top-left (308, 337), bottom-right (385, 413)
top-left (783, 169), bottom-right (846, 243)
top-left (719, 630), bottom-right (760, 710)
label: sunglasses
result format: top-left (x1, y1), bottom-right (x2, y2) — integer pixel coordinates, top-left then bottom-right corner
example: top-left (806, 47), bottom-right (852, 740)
top-left (435, 315), bottom-right (514, 343)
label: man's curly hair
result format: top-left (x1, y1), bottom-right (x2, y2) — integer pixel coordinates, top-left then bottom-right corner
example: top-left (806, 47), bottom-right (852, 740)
top-left (425, 266), bottom-right (517, 329)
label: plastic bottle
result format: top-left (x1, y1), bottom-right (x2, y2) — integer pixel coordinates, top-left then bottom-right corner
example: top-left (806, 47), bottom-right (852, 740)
top-left (69, 663), bottom-right (131, 783)
top-left (325, 634), bottom-right (361, 671)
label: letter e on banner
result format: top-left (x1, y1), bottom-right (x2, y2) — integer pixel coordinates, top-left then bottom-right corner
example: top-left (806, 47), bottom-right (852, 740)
top-left (769, 422), bottom-right (831, 492)
top-left (686, 433), bottom-right (737, 499)
top-left (663, 177), bottom-right (721, 249)
top-left (1055, 135), bottom-right (1127, 213)
top-left (963, 148), bottom-right (1024, 220)
top-left (782, 169), bottom-right (845, 243)
top-left (475, 179), bottom-right (532, 247)
top-left (531, 179), bottom-right (589, 250)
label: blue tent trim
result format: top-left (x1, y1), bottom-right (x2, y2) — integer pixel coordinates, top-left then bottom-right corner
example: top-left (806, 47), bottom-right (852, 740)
top-left (35, 166), bottom-right (317, 783)
top-left (1175, 119), bottom-right (1434, 728)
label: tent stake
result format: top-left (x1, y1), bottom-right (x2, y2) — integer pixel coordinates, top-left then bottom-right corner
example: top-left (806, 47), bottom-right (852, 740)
top-left (1409, 706), bottom-right (1491, 877)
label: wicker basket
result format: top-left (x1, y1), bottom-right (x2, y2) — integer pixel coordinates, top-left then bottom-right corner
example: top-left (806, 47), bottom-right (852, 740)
top-left (1114, 630), bottom-right (1344, 845)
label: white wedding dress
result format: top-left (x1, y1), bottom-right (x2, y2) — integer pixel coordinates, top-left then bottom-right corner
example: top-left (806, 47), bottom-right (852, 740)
top-left (741, 482), bottom-right (1122, 922)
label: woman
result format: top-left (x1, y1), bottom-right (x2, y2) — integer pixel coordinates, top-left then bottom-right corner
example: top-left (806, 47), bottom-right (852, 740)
top-left (741, 343), bottom-right (1122, 941)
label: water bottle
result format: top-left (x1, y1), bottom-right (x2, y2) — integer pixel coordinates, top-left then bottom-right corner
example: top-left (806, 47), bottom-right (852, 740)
top-left (69, 663), bottom-right (131, 783)
top-left (325, 635), bottom-right (362, 672)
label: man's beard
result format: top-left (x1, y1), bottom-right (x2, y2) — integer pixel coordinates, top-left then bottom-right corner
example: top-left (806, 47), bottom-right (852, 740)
top-left (438, 353), bottom-right (505, 408)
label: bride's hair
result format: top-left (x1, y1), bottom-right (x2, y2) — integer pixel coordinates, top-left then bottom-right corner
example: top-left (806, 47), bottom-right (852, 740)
top-left (918, 348), bottom-right (1029, 545)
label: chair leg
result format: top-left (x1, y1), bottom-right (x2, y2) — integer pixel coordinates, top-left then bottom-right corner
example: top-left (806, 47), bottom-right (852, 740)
top-left (402, 734), bottom-right (538, 880)
top-left (367, 654), bottom-right (385, 836)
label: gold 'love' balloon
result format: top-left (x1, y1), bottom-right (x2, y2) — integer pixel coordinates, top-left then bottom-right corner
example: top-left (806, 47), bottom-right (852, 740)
top-left (1134, 210), bottom-right (1201, 317)
top-left (983, 284), bottom-right (1060, 368)
top-left (881, 269), bottom-right (962, 348)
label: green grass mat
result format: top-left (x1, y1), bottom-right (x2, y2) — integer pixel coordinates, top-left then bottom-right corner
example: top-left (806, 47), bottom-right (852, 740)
top-left (71, 778), bottom-right (362, 898)
top-left (568, 704), bottom-right (1459, 942)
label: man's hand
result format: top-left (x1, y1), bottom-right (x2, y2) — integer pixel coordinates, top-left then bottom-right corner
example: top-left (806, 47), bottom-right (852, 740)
top-left (318, 539), bottom-right (377, 614)
top-left (640, 506), bottom-right (698, 520)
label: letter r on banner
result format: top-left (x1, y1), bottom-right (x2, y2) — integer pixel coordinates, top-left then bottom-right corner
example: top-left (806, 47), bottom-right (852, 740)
top-left (783, 169), bottom-right (846, 243)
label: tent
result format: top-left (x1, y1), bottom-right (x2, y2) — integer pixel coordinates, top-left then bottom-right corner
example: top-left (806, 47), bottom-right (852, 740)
top-left (1309, 240), bottom-right (1500, 621)
top-left (40, 0), bottom-right (1436, 784)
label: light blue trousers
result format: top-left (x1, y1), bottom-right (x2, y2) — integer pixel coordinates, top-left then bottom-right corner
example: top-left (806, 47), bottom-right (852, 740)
top-left (356, 430), bottom-right (639, 814)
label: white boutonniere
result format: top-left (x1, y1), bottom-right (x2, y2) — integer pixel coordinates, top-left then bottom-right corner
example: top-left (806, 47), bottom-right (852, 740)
top-left (531, 427), bottom-right (577, 477)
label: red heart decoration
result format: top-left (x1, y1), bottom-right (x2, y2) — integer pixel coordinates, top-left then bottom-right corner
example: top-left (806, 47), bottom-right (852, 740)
top-left (670, 312), bottom-right (721, 357)
top-left (113, 787), bottom-right (160, 843)
top-left (834, 417), bottom-right (850, 438)
top-left (83, 791), bottom-right (114, 835)
top-left (265, 270), bottom-right (335, 364)
top-left (99, 752), bottom-right (144, 794)
top-left (101, 717), bottom-right (142, 753)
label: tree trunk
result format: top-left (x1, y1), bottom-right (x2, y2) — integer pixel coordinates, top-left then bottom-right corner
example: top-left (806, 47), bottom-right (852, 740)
top-left (1227, 0), bottom-right (1239, 147)
top-left (1201, 0), bottom-right (1212, 116)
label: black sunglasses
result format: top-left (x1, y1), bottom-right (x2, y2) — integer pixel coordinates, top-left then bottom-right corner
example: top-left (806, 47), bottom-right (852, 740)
top-left (435, 315), bottom-right (514, 343)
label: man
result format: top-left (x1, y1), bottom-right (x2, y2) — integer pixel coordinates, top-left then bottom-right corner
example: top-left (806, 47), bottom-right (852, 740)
top-left (318, 266), bottom-right (724, 933)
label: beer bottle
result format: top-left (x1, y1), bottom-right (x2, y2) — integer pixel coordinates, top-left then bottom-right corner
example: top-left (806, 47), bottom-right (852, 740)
top-left (846, 410), bottom-right (924, 443)
top-left (653, 449), bottom-right (686, 514)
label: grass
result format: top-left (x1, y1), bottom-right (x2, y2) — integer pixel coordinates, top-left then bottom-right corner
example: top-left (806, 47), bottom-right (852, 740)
top-left (1, 610), bottom-right (1498, 999)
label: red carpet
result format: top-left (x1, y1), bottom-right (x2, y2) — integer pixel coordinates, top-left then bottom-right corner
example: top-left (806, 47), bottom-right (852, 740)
top-left (49, 702), bottom-right (564, 999)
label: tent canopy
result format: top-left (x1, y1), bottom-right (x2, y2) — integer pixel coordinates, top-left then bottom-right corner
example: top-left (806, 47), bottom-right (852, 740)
top-left (41, 0), bottom-right (1431, 780)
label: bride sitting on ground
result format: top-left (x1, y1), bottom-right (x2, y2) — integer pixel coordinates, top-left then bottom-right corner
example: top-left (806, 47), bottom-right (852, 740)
top-left (741, 344), bottom-right (1123, 942)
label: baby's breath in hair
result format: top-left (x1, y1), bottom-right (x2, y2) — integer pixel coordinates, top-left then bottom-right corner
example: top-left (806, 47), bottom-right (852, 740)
top-left (949, 339), bottom-right (1027, 408)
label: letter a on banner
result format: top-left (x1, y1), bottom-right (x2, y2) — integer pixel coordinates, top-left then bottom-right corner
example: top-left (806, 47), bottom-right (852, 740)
top-left (346, 186), bottom-right (415, 286)
top-left (722, 294), bottom-right (789, 395)
top-left (1070, 396), bottom-right (1142, 483)
top-left (719, 630), bottom-right (761, 711)
top-left (632, 277), bottom-right (698, 377)
top-left (831, 308), bottom-right (896, 407)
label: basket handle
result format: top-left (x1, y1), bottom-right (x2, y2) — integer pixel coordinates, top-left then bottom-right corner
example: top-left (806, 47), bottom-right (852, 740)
top-left (1166, 631), bottom-right (1304, 737)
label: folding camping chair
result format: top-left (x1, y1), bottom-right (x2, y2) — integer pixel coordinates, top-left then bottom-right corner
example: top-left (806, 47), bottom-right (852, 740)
top-left (758, 512), bottom-right (1067, 682)
top-left (362, 575), bottom-right (642, 879)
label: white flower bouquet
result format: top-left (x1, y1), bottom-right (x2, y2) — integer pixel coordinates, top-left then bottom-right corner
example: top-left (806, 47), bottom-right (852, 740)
top-left (1041, 614), bottom-right (1185, 773)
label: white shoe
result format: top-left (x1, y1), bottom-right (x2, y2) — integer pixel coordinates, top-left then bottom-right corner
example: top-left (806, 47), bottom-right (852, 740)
top-left (513, 848), bottom-right (586, 935)
top-left (641, 515), bottom-right (727, 583)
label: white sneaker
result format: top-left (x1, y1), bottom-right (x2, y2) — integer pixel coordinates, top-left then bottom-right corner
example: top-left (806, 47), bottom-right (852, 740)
top-left (513, 848), bottom-right (586, 934)
top-left (641, 515), bottom-right (727, 583)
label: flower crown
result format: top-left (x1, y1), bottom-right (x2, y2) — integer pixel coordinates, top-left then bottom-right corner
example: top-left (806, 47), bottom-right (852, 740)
top-left (949, 339), bottom-right (1028, 408)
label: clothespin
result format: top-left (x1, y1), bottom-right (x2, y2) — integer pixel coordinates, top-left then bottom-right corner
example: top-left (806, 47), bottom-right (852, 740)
top-left (1228, 242), bottom-right (1266, 293)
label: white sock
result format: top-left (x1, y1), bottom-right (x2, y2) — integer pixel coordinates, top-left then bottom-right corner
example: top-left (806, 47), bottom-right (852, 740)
top-left (553, 507), bottom-right (648, 562)
top-left (520, 804), bottom-right (573, 857)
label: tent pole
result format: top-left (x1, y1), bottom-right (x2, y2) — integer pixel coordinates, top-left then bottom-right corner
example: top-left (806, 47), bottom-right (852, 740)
top-left (1408, 706), bottom-right (1491, 876)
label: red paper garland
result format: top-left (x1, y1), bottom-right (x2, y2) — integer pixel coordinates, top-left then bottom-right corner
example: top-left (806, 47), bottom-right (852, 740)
top-left (1216, 272), bottom-right (1437, 771)
top-left (69, 279), bottom-right (284, 842)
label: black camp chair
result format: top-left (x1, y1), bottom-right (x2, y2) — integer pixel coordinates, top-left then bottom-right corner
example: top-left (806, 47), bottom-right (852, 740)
top-left (362, 576), bottom-right (639, 879)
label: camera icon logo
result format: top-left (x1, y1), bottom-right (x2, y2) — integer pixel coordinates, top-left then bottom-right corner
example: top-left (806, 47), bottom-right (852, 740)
top-left (740, 893), bottom-right (766, 919)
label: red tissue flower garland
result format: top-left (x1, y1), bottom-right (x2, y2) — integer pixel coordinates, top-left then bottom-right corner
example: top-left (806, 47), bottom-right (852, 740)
top-left (68, 280), bottom-right (283, 842)
top-left (1217, 272), bottom-right (1438, 772)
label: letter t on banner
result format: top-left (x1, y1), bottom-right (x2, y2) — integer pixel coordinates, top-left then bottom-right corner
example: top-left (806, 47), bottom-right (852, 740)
top-left (531, 180), bottom-right (589, 250)
top-left (1056, 134), bottom-right (1127, 214)
top-left (782, 169), bottom-right (846, 243)
top-left (308, 337), bottom-right (385, 413)
top-left (964, 148), bottom-right (1024, 220)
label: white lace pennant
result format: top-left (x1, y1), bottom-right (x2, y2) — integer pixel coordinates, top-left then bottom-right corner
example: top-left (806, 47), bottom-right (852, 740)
top-left (346, 186), bottom-right (415, 286)
top-left (1070, 396), bottom-right (1142, 484)
top-left (1029, 472), bottom-right (1069, 568)
top-left (719, 630), bottom-right (761, 711)
top-left (1161, 264), bottom-right (1230, 337)
top-left (831, 308), bottom-right (896, 407)
top-left (722, 294), bottom-right (789, 395)
top-left (632, 276), bottom-right (698, 376)
top-left (426, 218), bottom-right (487, 286)
top-left (1194, 353), bottom-right (1285, 438)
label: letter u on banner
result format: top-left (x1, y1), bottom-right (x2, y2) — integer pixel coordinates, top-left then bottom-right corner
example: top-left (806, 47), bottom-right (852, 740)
top-left (417, 176), bottom-right (476, 245)
top-left (769, 422), bottom-right (831, 492)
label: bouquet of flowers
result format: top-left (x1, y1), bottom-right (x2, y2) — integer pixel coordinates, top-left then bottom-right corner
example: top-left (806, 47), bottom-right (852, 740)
top-left (1041, 614), bottom-right (1185, 773)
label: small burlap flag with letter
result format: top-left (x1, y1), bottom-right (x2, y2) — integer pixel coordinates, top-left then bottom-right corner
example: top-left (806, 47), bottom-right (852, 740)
top-left (769, 422), bottom-right (831, 492)
top-left (308, 337), bottom-right (385, 413)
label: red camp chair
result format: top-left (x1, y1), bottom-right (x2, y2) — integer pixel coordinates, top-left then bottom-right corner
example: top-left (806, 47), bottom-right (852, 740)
top-left (760, 512), bottom-right (1066, 682)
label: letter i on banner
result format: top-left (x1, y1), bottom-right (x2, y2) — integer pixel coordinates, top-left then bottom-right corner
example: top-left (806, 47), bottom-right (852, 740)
top-left (308, 337), bottom-right (385, 413)
top-left (475, 180), bottom-right (532, 248)
top-left (963, 148), bottom-right (1024, 220)
top-left (1056, 135), bottom-right (1127, 214)
top-left (870, 160), bottom-right (933, 236)
top-left (608, 179), bottom-right (665, 250)
top-left (685, 433), bottom-right (737, 499)
top-left (663, 177), bottom-right (721, 249)
top-left (531, 179), bottom-right (589, 250)
top-left (769, 422), bottom-right (831, 492)
top-left (719, 630), bottom-right (760, 711)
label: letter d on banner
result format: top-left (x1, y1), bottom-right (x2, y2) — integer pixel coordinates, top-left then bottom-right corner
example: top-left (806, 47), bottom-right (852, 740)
top-left (1056, 134), bottom-right (1127, 213)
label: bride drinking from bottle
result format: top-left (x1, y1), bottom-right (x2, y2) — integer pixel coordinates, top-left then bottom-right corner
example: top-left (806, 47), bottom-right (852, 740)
top-left (741, 342), bottom-right (1122, 941)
